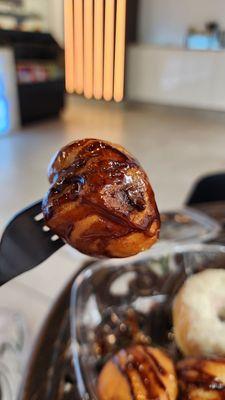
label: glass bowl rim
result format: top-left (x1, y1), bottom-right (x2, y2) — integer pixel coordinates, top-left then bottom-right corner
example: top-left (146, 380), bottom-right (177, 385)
top-left (71, 242), bottom-right (225, 291)
top-left (70, 242), bottom-right (225, 399)
top-left (160, 206), bottom-right (221, 243)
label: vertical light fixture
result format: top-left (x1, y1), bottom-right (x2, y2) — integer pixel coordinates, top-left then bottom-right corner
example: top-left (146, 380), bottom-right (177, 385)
top-left (114, 0), bottom-right (127, 102)
top-left (74, 0), bottom-right (84, 94)
top-left (64, 0), bottom-right (75, 93)
top-left (83, 0), bottom-right (94, 99)
top-left (64, 0), bottom-right (127, 102)
top-left (103, 0), bottom-right (115, 101)
top-left (93, 0), bottom-right (104, 100)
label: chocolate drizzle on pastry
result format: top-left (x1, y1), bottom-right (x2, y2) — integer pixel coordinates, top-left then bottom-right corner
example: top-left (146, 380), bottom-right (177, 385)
top-left (42, 139), bottom-right (160, 257)
top-left (177, 357), bottom-right (225, 400)
top-left (97, 345), bottom-right (177, 400)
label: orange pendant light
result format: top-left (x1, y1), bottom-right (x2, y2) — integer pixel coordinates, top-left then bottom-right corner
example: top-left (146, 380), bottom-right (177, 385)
top-left (64, 0), bottom-right (127, 102)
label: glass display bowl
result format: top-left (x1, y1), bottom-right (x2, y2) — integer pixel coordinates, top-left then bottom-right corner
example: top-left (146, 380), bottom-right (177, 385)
top-left (0, 309), bottom-right (28, 400)
top-left (160, 207), bottom-right (221, 243)
top-left (70, 243), bottom-right (225, 400)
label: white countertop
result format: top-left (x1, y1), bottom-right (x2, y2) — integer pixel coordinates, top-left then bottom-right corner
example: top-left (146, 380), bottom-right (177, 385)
top-left (129, 43), bottom-right (225, 54)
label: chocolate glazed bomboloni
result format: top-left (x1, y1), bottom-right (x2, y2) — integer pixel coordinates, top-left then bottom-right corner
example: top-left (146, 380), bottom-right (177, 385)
top-left (42, 139), bottom-right (160, 258)
top-left (98, 345), bottom-right (178, 400)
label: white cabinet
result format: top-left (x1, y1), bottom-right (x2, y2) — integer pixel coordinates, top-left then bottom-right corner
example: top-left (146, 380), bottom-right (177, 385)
top-left (126, 45), bottom-right (225, 111)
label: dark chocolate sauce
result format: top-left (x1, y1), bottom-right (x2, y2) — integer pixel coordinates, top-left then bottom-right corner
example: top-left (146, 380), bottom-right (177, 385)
top-left (146, 349), bottom-right (167, 376)
top-left (177, 358), bottom-right (225, 399)
top-left (42, 139), bottom-right (160, 257)
top-left (112, 346), bottom-right (168, 399)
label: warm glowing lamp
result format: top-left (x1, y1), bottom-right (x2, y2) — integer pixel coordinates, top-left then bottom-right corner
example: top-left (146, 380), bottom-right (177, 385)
top-left (64, 0), bottom-right (127, 102)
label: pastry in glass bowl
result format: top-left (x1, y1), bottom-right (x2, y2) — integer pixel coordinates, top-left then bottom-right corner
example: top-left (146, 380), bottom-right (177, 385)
top-left (173, 269), bottom-right (225, 357)
top-left (97, 345), bottom-right (178, 400)
top-left (177, 357), bottom-right (225, 400)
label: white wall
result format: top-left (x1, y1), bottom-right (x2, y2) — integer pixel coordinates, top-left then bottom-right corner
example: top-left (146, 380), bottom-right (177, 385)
top-left (0, 0), bottom-right (49, 31)
top-left (23, 0), bottom-right (49, 30)
top-left (26, 0), bottom-right (64, 46)
top-left (138, 0), bottom-right (225, 47)
top-left (48, 0), bottom-right (64, 46)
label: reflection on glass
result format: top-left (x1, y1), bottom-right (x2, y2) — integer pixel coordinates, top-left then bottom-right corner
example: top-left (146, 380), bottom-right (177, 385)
top-left (0, 309), bottom-right (27, 400)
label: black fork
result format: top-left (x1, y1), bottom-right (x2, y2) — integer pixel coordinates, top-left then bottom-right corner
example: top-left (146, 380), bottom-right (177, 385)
top-left (0, 201), bottom-right (64, 285)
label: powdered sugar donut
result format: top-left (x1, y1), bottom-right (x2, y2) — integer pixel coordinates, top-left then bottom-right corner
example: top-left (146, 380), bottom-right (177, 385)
top-left (173, 269), bottom-right (225, 357)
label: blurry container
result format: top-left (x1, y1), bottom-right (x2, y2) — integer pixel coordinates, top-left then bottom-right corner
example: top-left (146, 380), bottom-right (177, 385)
top-left (70, 243), bottom-right (225, 399)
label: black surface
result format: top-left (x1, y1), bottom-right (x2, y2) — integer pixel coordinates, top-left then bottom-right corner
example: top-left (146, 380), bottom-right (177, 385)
top-left (18, 79), bottom-right (65, 124)
top-left (187, 173), bottom-right (225, 205)
top-left (0, 29), bottom-right (62, 60)
top-left (126, 0), bottom-right (140, 43)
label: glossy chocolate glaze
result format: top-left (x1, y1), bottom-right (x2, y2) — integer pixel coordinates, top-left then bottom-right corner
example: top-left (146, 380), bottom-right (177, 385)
top-left (98, 345), bottom-right (176, 400)
top-left (177, 358), bottom-right (225, 399)
top-left (42, 139), bottom-right (160, 257)
top-left (114, 347), bottom-right (167, 397)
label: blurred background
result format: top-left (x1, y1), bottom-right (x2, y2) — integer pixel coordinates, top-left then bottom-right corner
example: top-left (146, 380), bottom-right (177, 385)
top-left (1, 1), bottom-right (225, 397)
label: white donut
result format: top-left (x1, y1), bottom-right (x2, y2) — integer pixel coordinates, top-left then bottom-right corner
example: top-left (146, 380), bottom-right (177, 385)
top-left (173, 268), bottom-right (225, 357)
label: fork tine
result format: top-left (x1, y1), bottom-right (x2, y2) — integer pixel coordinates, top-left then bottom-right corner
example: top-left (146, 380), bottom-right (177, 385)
top-left (0, 200), bottom-right (64, 285)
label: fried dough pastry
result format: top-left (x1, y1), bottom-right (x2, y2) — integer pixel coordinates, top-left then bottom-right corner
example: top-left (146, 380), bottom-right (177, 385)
top-left (97, 345), bottom-right (178, 400)
top-left (177, 357), bottom-right (225, 400)
top-left (173, 269), bottom-right (225, 357)
top-left (42, 139), bottom-right (160, 258)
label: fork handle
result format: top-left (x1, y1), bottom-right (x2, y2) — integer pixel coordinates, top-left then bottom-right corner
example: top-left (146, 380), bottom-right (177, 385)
top-left (0, 199), bottom-right (65, 285)
top-left (0, 254), bottom-right (19, 285)
top-left (0, 248), bottom-right (62, 285)
top-left (0, 252), bottom-right (39, 286)
top-left (0, 242), bottom-right (64, 286)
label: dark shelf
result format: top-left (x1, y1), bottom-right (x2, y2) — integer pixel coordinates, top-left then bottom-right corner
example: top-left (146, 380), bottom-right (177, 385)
top-left (0, 29), bottom-right (65, 125)
top-left (18, 79), bottom-right (65, 124)
top-left (0, 29), bottom-right (63, 60)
